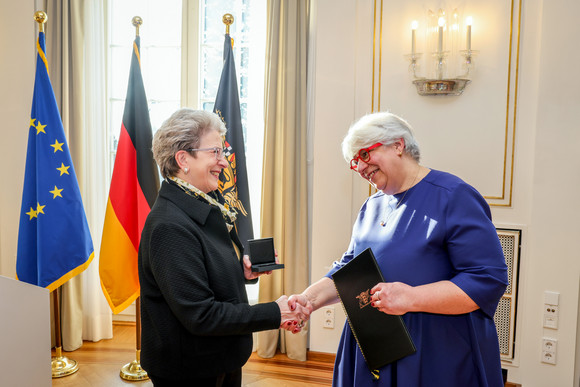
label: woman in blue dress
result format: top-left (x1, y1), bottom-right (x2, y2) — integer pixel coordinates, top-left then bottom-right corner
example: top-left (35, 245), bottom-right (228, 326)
top-left (288, 112), bottom-right (508, 386)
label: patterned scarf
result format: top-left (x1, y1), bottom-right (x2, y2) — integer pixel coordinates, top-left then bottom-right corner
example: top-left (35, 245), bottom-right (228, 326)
top-left (168, 176), bottom-right (237, 232)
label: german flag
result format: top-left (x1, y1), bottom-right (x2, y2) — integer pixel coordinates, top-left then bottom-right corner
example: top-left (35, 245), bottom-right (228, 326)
top-left (99, 36), bottom-right (159, 314)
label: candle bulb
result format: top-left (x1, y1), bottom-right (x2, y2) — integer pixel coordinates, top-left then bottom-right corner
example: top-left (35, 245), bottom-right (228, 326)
top-left (411, 21), bottom-right (418, 55)
top-left (437, 17), bottom-right (445, 53)
top-left (466, 16), bottom-right (472, 51)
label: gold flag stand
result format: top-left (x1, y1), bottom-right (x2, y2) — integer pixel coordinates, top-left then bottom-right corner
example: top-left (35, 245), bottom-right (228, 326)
top-left (120, 297), bottom-right (148, 380)
top-left (51, 287), bottom-right (79, 378)
top-left (119, 16), bottom-right (149, 382)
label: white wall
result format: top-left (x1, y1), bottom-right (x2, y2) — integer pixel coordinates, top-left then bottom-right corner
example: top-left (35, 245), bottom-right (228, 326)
top-left (309, 0), bottom-right (361, 353)
top-left (309, 0), bottom-right (580, 386)
top-left (517, 0), bottom-right (580, 385)
top-left (0, 275), bottom-right (51, 386)
top-left (0, 0), bottom-right (35, 278)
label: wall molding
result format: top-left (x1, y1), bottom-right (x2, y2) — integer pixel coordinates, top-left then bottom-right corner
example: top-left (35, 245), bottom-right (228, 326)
top-left (371, 0), bottom-right (522, 207)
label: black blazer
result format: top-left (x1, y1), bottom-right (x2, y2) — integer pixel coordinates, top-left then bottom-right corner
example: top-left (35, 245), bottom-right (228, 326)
top-left (138, 181), bottom-right (280, 380)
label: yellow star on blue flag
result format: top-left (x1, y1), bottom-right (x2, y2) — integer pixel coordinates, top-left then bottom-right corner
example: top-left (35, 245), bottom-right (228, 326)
top-left (17, 29), bottom-right (93, 292)
top-left (50, 139), bottom-right (64, 152)
top-left (50, 185), bottom-right (63, 199)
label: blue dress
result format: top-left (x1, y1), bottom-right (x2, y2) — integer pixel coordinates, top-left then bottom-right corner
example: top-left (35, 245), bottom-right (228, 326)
top-left (326, 170), bottom-right (508, 387)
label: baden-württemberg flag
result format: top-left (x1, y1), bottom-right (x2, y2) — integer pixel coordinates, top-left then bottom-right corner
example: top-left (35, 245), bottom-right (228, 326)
top-left (17, 31), bottom-right (94, 292)
top-left (214, 33), bottom-right (254, 248)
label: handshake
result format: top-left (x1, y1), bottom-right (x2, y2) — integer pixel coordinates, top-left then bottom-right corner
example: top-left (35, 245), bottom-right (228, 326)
top-left (276, 294), bottom-right (313, 334)
top-left (243, 256), bottom-right (315, 333)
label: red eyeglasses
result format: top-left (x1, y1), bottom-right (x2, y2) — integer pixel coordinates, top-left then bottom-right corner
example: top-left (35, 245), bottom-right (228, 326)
top-left (349, 143), bottom-right (382, 170)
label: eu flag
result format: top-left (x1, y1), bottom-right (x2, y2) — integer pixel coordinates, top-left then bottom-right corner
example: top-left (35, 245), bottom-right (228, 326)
top-left (214, 33), bottom-right (254, 248)
top-left (17, 31), bottom-right (94, 292)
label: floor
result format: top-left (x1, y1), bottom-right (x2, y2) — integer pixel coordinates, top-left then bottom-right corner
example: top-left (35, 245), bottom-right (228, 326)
top-left (51, 324), bottom-right (334, 386)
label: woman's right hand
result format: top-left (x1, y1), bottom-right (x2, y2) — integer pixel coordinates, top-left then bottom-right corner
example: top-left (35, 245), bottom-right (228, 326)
top-left (279, 277), bottom-right (339, 333)
top-left (288, 293), bottom-right (313, 315)
top-left (276, 295), bottom-right (310, 333)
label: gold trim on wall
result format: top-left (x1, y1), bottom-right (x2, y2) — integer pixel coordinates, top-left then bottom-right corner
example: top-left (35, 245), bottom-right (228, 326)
top-left (370, 0), bottom-right (384, 197)
top-left (371, 0), bottom-right (377, 113)
top-left (371, 0), bottom-right (384, 114)
top-left (488, 0), bottom-right (520, 207)
top-left (371, 0), bottom-right (521, 207)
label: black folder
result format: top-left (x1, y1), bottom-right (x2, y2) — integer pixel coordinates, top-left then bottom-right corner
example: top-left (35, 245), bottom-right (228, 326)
top-left (331, 247), bottom-right (416, 372)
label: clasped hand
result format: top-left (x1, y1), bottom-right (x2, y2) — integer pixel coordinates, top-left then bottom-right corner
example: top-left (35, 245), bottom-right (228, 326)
top-left (242, 254), bottom-right (312, 333)
top-left (276, 294), bottom-right (312, 334)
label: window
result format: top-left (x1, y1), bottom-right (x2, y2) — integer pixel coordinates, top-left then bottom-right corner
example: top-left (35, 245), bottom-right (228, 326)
top-left (107, 0), bottom-right (182, 168)
top-left (107, 1), bottom-right (265, 238)
top-left (107, 0), bottom-right (266, 313)
top-left (196, 0), bottom-right (266, 304)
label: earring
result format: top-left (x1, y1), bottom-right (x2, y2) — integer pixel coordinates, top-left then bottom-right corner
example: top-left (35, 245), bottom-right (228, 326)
top-left (184, 167), bottom-right (189, 174)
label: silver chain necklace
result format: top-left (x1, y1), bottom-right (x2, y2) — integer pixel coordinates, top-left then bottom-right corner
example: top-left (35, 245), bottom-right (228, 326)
top-left (380, 166), bottom-right (420, 227)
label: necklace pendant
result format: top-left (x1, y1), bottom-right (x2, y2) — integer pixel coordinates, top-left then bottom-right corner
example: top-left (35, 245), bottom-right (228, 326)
top-left (380, 220), bottom-right (386, 227)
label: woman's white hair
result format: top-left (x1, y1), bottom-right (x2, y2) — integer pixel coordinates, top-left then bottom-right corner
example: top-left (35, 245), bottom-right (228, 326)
top-left (152, 108), bottom-right (226, 178)
top-left (341, 112), bottom-right (421, 163)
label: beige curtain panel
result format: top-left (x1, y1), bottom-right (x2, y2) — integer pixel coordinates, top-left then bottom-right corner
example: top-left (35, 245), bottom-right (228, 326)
top-left (257, 0), bottom-right (310, 361)
top-left (44, 0), bottom-right (112, 350)
top-left (44, 0), bottom-right (86, 352)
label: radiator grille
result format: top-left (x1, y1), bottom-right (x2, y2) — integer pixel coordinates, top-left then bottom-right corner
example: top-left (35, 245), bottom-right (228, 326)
top-left (498, 234), bottom-right (515, 294)
top-left (495, 297), bottom-right (512, 355)
top-left (493, 229), bottom-right (521, 360)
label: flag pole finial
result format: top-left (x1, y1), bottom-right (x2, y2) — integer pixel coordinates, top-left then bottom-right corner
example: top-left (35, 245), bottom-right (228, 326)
top-left (34, 11), bottom-right (47, 33)
top-left (132, 16), bottom-right (143, 37)
top-left (223, 13), bottom-right (234, 34)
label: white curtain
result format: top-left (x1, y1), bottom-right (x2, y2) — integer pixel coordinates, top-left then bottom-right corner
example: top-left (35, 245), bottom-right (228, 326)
top-left (79, 0), bottom-right (113, 342)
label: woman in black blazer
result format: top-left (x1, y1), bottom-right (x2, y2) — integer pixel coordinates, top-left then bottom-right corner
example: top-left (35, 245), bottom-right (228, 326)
top-left (138, 108), bottom-right (308, 386)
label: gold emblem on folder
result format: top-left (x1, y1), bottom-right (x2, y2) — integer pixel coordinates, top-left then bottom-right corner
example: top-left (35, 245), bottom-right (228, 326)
top-left (356, 289), bottom-right (372, 309)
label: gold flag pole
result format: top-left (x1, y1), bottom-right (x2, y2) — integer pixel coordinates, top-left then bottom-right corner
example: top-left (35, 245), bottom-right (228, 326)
top-left (223, 13), bottom-right (235, 49)
top-left (51, 287), bottom-right (79, 377)
top-left (132, 15), bottom-right (142, 37)
top-left (223, 13), bottom-right (234, 34)
top-left (34, 10), bottom-right (79, 379)
top-left (119, 15), bottom-right (149, 383)
top-left (35, 10), bottom-right (46, 32)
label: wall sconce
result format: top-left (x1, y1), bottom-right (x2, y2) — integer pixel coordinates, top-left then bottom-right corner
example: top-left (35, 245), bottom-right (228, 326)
top-left (406, 9), bottom-right (477, 96)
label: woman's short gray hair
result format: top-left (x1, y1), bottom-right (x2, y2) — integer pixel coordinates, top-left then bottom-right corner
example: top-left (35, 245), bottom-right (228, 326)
top-left (152, 108), bottom-right (227, 178)
top-left (341, 112), bottom-right (421, 163)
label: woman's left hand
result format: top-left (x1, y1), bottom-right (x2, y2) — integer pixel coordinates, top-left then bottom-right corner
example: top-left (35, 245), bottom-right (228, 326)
top-left (370, 282), bottom-right (414, 315)
top-left (371, 280), bottom-right (481, 315)
top-left (243, 255), bottom-right (272, 280)
top-left (243, 249), bottom-right (280, 280)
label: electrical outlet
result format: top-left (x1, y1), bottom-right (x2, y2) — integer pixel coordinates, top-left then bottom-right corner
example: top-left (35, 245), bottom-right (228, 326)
top-left (541, 337), bottom-right (557, 365)
top-left (322, 306), bottom-right (335, 329)
top-left (542, 338), bottom-right (557, 352)
top-left (541, 350), bottom-right (556, 365)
